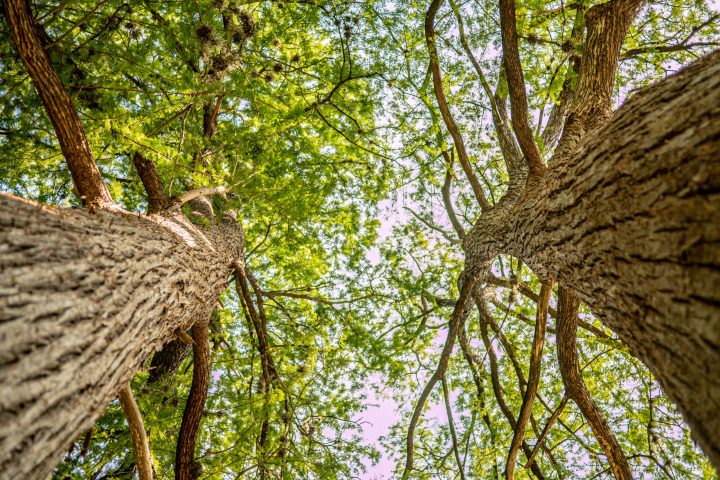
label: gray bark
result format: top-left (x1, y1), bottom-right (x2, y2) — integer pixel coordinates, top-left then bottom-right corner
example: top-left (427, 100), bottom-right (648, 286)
top-left (0, 194), bottom-right (242, 479)
top-left (464, 51), bottom-right (720, 468)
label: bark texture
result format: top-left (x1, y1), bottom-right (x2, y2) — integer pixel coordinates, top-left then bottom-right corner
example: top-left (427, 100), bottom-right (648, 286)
top-left (464, 51), bottom-right (720, 468)
top-left (0, 194), bottom-right (243, 478)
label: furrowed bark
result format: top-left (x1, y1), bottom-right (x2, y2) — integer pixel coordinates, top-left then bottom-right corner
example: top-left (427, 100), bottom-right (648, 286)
top-left (4, 0), bottom-right (113, 209)
top-left (119, 384), bottom-right (154, 480)
top-left (557, 288), bottom-right (631, 480)
top-left (505, 282), bottom-right (552, 480)
top-left (464, 51), bottom-right (720, 468)
top-left (554, 0), bottom-right (645, 161)
top-left (175, 322), bottom-right (211, 480)
top-left (0, 194), bottom-right (243, 478)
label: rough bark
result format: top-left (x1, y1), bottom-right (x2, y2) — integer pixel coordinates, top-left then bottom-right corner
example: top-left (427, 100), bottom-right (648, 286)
top-left (0, 194), bottom-right (243, 478)
top-left (463, 51), bottom-right (720, 468)
top-left (4, 0), bottom-right (114, 209)
top-left (557, 288), bottom-right (632, 480)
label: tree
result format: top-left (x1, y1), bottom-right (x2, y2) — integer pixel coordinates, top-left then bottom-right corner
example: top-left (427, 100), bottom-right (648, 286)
top-left (1, 0), bottom-right (719, 478)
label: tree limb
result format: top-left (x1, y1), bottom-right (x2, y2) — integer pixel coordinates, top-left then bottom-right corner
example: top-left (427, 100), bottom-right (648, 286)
top-left (175, 322), bottom-right (212, 480)
top-left (505, 282), bottom-right (552, 480)
top-left (402, 272), bottom-right (478, 479)
top-left (132, 153), bottom-right (170, 214)
top-left (119, 384), bottom-right (154, 480)
top-left (4, 0), bottom-right (113, 208)
top-left (442, 378), bottom-right (467, 480)
top-left (425, 0), bottom-right (490, 210)
top-left (557, 288), bottom-right (632, 480)
top-left (498, 0), bottom-right (546, 176)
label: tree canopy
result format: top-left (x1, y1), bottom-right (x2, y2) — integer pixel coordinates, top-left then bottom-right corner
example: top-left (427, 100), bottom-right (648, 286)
top-left (1, 0), bottom-right (719, 478)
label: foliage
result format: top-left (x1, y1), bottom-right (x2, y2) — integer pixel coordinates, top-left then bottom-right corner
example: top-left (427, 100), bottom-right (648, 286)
top-left (1, 0), bottom-right (718, 478)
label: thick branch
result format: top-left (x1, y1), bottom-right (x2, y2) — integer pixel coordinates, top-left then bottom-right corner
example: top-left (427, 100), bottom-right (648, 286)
top-left (449, 0), bottom-right (525, 191)
top-left (132, 153), bottom-right (169, 214)
top-left (4, 0), bottom-right (113, 208)
top-left (498, 0), bottom-right (545, 176)
top-left (553, 0), bottom-right (645, 161)
top-left (425, 0), bottom-right (490, 210)
top-left (505, 282), bottom-right (552, 480)
top-left (557, 288), bottom-right (632, 480)
top-left (175, 322), bottom-right (211, 480)
top-left (174, 187), bottom-right (227, 207)
top-left (119, 384), bottom-right (154, 480)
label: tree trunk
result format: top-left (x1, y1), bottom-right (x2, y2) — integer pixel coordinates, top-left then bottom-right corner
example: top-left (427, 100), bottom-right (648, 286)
top-left (464, 51), bottom-right (720, 468)
top-left (0, 194), bottom-right (242, 479)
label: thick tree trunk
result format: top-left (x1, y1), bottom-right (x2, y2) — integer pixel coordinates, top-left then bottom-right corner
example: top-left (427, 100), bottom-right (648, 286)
top-left (0, 194), bottom-right (242, 478)
top-left (465, 51), bottom-right (720, 467)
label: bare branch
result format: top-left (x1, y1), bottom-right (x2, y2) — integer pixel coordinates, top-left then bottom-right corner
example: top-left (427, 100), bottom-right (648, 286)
top-left (119, 384), bottom-right (153, 480)
top-left (442, 378), bottom-right (468, 480)
top-left (449, 0), bottom-right (526, 192)
top-left (402, 272), bottom-right (478, 480)
top-left (621, 41), bottom-right (720, 59)
top-left (440, 151), bottom-right (466, 239)
top-left (525, 394), bottom-right (569, 469)
top-left (477, 295), bottom-right (547, 480)
top-left (174, 187), bottom-right (227, 206)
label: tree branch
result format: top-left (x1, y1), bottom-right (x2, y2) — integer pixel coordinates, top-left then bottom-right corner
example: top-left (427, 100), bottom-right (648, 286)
top-left (498, 0), bottom-right (546, 176)
top-left (557, 288), bottom-right (632, 480)
top-left (505, 282), bottom-right (552, 480)
top-left (442, 378), bottom-right (467, 480)
top-left (175, 321), bottom-right (212, 480)
top-left (119, 384), bottom-right (153, 480)
top-left (553, 0), bottom-right (645, 161)
top-left (132, 153), bottom-right (170, 214)
top-left (402, 272), bottom-right (478, 479)
top-left (425, 0), bottom-right (490, 210)
top-left (5, 0), bottom-right (113, 208)
top-left (477, 295), bottom-right (546, 480)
